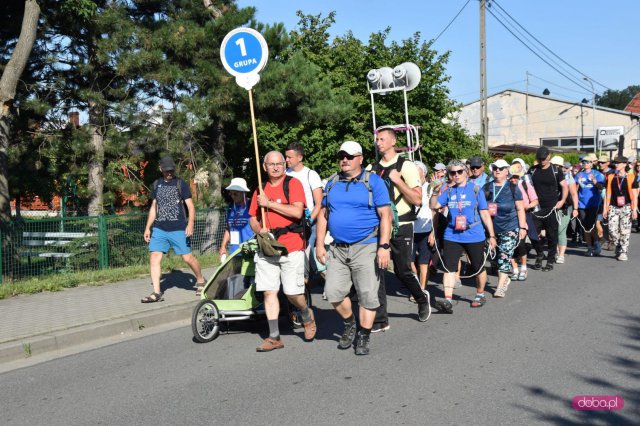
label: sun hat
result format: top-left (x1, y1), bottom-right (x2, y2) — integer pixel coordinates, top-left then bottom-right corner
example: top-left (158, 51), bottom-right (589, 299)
top-left (225, 177), bottom-right (250, 192)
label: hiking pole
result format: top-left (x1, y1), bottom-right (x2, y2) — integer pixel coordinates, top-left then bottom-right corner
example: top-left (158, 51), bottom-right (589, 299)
top-left (248, 88), bottom-right (266, 228)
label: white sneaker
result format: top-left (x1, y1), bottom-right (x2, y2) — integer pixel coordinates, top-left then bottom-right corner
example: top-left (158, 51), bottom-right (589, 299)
top-left (556, 255), bottom-right (565, 264)
top-left (617, 253), bottom-right (628, 261)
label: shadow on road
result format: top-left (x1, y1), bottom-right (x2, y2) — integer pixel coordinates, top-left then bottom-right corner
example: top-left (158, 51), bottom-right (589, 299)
top-left (514, 313), bottom-right (640, 425)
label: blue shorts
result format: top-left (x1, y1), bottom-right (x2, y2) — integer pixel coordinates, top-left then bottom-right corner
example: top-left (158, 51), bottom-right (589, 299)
top-left (149, 228), bottom-right (192, 255)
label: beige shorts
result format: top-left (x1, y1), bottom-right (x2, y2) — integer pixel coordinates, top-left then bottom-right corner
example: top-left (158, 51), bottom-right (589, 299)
top-left (254, 250), bottom-right (305, 295)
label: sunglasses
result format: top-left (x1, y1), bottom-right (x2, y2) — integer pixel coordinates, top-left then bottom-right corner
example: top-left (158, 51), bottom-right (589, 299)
top-left (491, 166), bottom-right (508, 172)
top-left (449, 169), bottom-right (465, 176)
top-left (337, 153), bottom-right (361, 161)
top-left (598, 161), bottom-right (608, 164)
top-left (581, 160), bottom-right (591, 164)
top-left (510, 175), bottom-right (521, 179)
top-left (470, 166), bottom-right (483, 170)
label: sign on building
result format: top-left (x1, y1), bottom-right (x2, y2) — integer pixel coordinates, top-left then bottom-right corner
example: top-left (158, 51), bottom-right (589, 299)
top-left (598, 126), bottom-right (624, 151)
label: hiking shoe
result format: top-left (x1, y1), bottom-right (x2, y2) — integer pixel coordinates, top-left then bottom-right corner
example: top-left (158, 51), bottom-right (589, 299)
top-left (542, 262), bottom-right (554, 272)
top-left (256, 337), bottom-right (284, 352)
top-left (556, 255), bottom-right (565, 264)
top-left (338, 321), bottom-right (357, 349)
top-left (434, 299), bottom-right (453, 314)
top-left (354, 332), bottom-right (370, 356)
top-left (585, 248), bottom-right (594, 257)
top-left (533, 257), bottom-right (544, 270)
top-left (617, 253), bottom-right (628, 261)
top-left (302, 308), bottom-right (317, 341)
top-left (371, 322), bottom-right (390, 333)
top-left (470, 294), bottom-right (487, 308)
top-left (593, 241), bottom-right (602, 256)
top-left (418, 291), bottom-right (431, 322)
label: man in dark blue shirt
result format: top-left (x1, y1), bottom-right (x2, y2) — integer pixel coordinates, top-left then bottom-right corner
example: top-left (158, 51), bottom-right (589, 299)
top-left (142, 157), bottom-right (205, 303)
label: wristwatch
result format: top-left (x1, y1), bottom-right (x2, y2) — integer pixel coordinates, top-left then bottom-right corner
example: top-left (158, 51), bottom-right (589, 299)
top-left (378, 243), bottom-right (391, 250)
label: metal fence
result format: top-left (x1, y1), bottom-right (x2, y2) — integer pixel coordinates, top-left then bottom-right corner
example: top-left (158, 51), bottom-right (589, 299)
top-left (0, 209), bottom-right (226, 284)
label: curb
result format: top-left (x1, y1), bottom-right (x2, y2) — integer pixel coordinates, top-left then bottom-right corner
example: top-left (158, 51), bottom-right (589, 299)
top-left (0, 301), bottom-right (197, 365)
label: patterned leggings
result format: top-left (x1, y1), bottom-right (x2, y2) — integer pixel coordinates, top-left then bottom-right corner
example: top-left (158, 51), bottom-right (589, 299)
top-left (608, 205), bottom-right (632, 254)
top-left (496, 229), bottom-right (520, 273)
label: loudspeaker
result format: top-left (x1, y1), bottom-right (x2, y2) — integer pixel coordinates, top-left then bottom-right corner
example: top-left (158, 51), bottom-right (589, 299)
top-left (393, 62), bottom-right (421, 91)
top-left (367, 67), bottom-right (395, 90)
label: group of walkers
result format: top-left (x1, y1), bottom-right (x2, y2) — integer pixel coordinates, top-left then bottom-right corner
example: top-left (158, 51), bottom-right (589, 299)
top-left (142, 135), bottom-right (639, 355)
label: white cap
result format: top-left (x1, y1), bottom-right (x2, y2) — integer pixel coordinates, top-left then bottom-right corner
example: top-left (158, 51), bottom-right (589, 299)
top-left (339, 141), bottom-right (362, 155)
top-left (491, 159), bottom-right (510, 168)
top-left (225, 177), bottom-right (250, 192)
top-left (433, 163), bottom-right (446, 171)
top-left (550, 155), bottom-right (564, 167)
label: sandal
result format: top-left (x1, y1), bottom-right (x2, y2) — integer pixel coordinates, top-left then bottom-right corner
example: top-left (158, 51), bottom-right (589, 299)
top-left (510, 270), bottom-right (519, 281)
top-left (494, 288), bottom-right (506, 298)
top-left (141, 292), bottom-right (164, 303)
top-left (518, 270), bottom-right (527, 281)
top-left (470, 294), bottom-right (487, 308)
top-left (195, 282), bottom-right (206, 297)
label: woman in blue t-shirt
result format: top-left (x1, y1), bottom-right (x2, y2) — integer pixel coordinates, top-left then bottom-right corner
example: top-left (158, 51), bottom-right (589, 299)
top-left (219, 178), bottom-right (254, 260)
top-left (429, 159), bottom-right (496, 313)
top-left (485, 160), bottom-right (528, 298)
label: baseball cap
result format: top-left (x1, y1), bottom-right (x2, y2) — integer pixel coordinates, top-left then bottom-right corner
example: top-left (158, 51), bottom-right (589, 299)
top-left (612, 155), bottom-right (628, 163)
top-left (536, 147), bottom-right (550, 159)
top-left (225, 177), bottom-right (250, 192)
top-left (338, 141), bottom-right (362, 155)
top-left (550, 155), bottom-right (564, 167)
top-left (598, 154), bottom-right (610, 162)
top-left (584, 153), bottom-right (598, 162)
top-left (563, 161), bottom-right (572, 169)
top-left (468, 156), bottom-right (484, 167)
top-left (159, 157), bottom-right (176, 171)
top-left (433, 163), bottom-right (446, 171)
top-left (491, 159), bottom-right (510, 169)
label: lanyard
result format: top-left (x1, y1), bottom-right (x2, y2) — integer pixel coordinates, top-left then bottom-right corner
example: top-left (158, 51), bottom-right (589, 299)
top-left (616, 175), bottom-right (624, 193)
top-left (231, 204), bottom-right (246, 227)
top-left (455, 183), bottom-right (467, 214)
top-left (492, 183), bottom-right (506, 202)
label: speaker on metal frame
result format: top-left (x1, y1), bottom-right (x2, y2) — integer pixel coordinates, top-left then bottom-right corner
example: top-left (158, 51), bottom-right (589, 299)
top-left (367, 67), bottom-right (395, 91)
top-left (392, 62), bottom-right (421, 91)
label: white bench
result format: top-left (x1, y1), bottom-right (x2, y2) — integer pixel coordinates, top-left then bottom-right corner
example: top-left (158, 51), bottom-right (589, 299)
top-left (21, 232), bottom-right (91, 265)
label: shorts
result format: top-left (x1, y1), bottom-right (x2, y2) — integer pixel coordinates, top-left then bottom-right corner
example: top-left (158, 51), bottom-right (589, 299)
top-left (149, 228), bottom-right (192, 255)
top-left (441, 240), bottom-right (486, 274)
top-left (254, 250), bottom-right (305, 295)
top-left (325, 243), bottom-right (381, 310)
top-left (413, 232), bottom-right (433, 265)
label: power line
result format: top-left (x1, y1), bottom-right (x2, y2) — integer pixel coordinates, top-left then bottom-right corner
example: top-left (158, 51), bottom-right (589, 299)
top-left (492, 0), bottom-right (611, 91)
top-left (431, 0), bottom-right (472, 45)
top-left (485, 7), bottom-right (593, 93)
top-left (451, 79), bottom-right (525, 100)
top-left (528, 73), bottom-right (597, 97)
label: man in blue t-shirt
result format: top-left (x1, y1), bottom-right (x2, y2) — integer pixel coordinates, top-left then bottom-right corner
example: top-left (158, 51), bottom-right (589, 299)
top-left (142, 157), bottom-right (205, 303)
top-left (316, 141), bottom-right (391, 356)
top-left (575, 155), bottom-right (605, 256)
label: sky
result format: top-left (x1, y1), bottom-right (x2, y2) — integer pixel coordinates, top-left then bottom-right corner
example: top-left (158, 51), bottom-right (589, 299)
top-left (236, 0), bottom-right (639, 105)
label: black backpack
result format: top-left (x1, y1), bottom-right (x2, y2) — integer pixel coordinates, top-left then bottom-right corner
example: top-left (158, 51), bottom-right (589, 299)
top-left (263, 175), bottom-right (312, 243)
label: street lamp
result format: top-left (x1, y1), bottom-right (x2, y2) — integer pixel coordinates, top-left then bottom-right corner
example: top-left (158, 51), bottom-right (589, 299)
top-left (583, 77), bottom-right (596, 155)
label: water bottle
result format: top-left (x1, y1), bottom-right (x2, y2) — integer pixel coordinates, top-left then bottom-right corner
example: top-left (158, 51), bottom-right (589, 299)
top-left (220, 253), bottom-right (227, 263)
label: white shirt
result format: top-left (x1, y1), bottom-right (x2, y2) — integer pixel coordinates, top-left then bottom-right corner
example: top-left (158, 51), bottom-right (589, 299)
top-left (414, 182), bottom-right (433, 233)
top-left (286, 166), bottom-right (323, 211)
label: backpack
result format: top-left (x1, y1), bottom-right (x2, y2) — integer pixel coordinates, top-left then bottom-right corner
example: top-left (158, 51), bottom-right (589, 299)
top-left (370, 156), bottom-right (418, 231)
top-left (152, 177), bottom-right (188, 218)
top-left (323, 169), bottom-right (383, 240)
top-left (263, 175), bottom-right (312, 243)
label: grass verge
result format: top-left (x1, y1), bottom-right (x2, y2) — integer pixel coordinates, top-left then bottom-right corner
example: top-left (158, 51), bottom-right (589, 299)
top-left (0, 253), bottom-right (220, 300)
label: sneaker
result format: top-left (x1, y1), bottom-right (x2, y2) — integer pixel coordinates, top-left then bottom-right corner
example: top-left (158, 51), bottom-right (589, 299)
top-left (256, 337), bottom-right (284, 352)
top-left (533, 257), bottom-right (544, 270)
top-left (585, 248), bottom-right (594, 257)
top-left (434, 299), bottom-right (453, 314)
top-left (371, 322), bottom-right (390, 333)
top-left (302, 308), bottom-right (317, 341)
top-left (593, 241), bottom-right (602, 256)
top-left (494, 287), bottom-right (506, 298)
top-left (418, 291), bottom-right (431, 322)
top-left (556, 255), bottom-right (565, 264)
top-left (617, 253), bottom-right (628, 261)
top-left (470, 294), bottom-right (487, 308)
top-left (542, 261), bottom-right (554, 272)
top-left (338, 321), bottom-right (357, 350)
top-left (354, 332), bottom-right (370, 356)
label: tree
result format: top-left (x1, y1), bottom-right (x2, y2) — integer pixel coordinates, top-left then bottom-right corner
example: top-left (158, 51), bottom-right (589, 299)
top-left (596, 85), bottom-right (640, 110)
top-left (0, 0), bottom-right (40, 221)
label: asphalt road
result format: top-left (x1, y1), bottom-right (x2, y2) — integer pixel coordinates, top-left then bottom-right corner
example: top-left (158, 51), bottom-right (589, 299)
top-left (1, 237), bottom-right (639, 425)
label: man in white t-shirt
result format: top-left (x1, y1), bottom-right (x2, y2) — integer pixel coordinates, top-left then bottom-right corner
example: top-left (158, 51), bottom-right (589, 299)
top-left (285, 142), bottom-right (324, 280)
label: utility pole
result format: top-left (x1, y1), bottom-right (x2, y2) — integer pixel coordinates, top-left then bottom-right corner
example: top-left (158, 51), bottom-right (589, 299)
top-left (525, 71), bottom-right (529, 146)
top-left (480, 0), bottom-right (488, 153)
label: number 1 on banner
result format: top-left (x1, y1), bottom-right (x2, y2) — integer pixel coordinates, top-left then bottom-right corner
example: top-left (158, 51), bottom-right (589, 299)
top-left (235, 38), bottom-right (247, 56)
